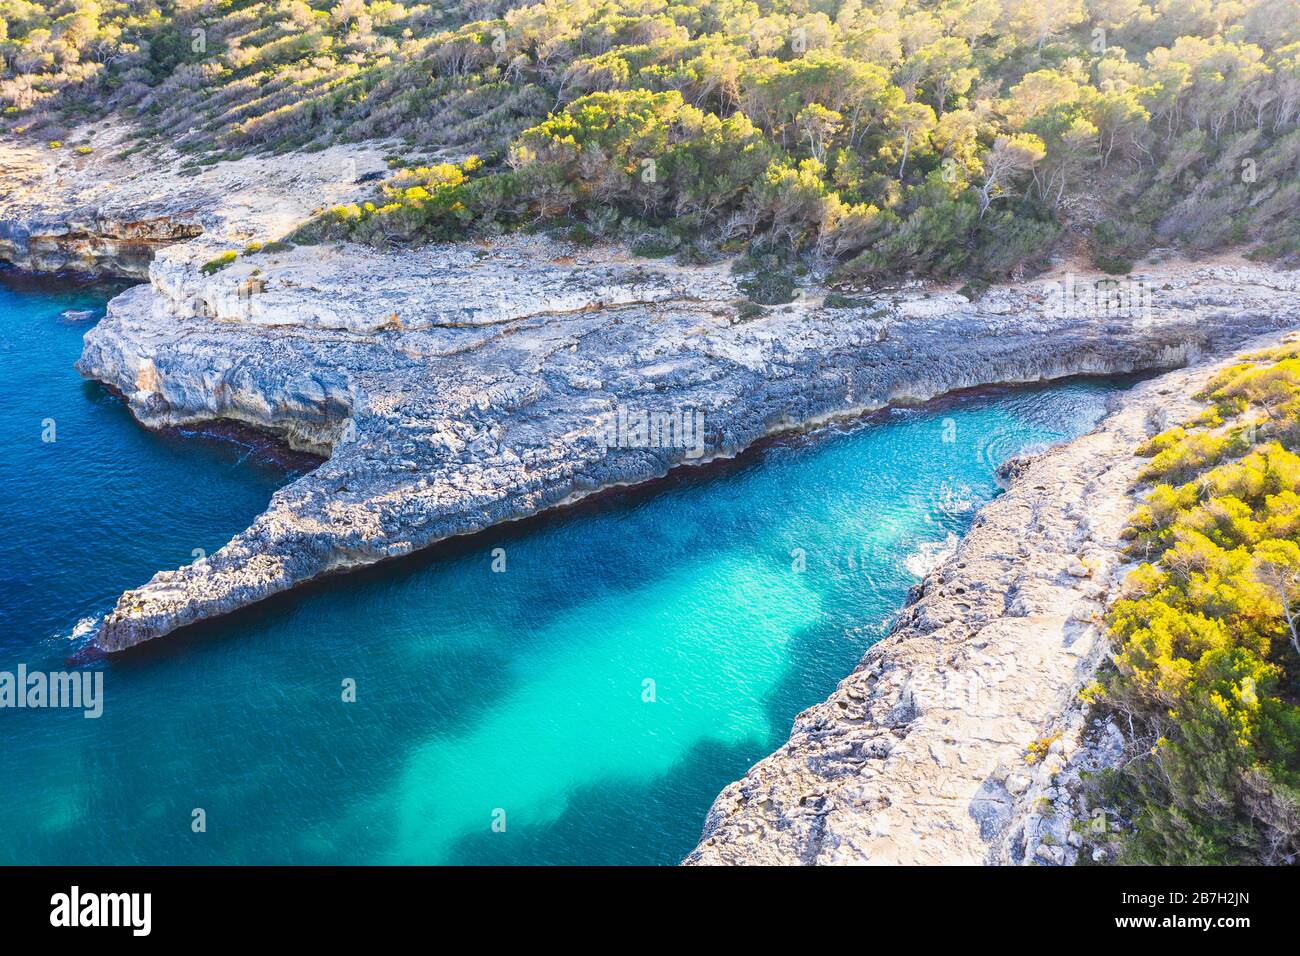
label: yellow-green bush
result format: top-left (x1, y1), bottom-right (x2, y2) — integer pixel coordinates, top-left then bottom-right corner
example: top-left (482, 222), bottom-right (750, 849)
top-left (1136, 427), bottom-right (1230, 485)
top-left (199, 251), bottom-right (237, 276)
top-left (1100, 345), bottom-right (1300, 864)
top-left (297, 158), bottom-right (495, 245)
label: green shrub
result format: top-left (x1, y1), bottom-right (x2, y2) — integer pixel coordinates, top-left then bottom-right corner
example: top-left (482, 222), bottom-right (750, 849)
top-left (200, 252), bottom-right (238, 276)
top-left (631, 230), bottom-right (681, 259)
top-left (823, 293), bottom-right (870, 308)
top-left (296, 158), bottom-right (494, 246)
top-left (739, 269), bottom-right (797, 305)
top-left (1095, 254), bottom-right (1134, 276)
top-left (1098, 345), bottom-right (1300, 865)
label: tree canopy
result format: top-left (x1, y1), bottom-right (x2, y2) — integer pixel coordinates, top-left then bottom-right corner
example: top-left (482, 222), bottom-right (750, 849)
top-left (6, 0), bottom-right (1299, 279)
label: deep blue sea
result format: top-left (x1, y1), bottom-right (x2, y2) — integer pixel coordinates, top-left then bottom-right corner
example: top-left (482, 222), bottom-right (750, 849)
top-left (0, 272), bottom-right (1133, 864)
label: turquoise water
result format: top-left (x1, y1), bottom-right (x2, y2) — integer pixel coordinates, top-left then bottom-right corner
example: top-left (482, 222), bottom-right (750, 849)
top-left (0, 272), bottom-right (1133, 865)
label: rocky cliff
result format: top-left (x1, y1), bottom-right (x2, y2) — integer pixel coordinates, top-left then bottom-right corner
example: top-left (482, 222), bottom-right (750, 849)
top-left (6, 128), bottom-right (1300, 864)
top-left (0, 211), bottom-right (203, 278)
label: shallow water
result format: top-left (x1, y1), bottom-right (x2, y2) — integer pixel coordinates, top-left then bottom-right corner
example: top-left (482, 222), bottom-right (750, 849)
top-left (0, 273), bottom-right (1134, 864)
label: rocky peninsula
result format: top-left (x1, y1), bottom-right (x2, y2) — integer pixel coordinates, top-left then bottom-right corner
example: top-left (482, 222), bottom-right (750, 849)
top-left (74, 232), bottom-right (1300, 653)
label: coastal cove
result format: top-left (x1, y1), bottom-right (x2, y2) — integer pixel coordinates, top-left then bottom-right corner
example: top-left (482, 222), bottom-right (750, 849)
top-left (2, 0), bottom-right (1298, 880)
top-left (0, 271), bottom-right (1136, 865)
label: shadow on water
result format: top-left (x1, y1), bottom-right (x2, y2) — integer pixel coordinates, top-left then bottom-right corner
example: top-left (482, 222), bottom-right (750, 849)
top-left (105, 436), bottom-right (773, 666)
top-left (442, 736), bottom-right (763, 866)
top-left (0, 264), bottom-right (136, 297)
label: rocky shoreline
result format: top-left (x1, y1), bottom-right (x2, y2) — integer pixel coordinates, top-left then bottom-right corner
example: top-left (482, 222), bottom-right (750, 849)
top-left (5, 130), bottom-right (1300, 864)
top-left (685, 330), bottom-right (1299, 864)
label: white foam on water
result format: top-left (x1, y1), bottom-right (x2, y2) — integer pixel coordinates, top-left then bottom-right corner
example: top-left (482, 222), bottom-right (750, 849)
top-left (936, 481), bottom-right (977, 517)
top-left (903, 532), bottom-right (960, 578)
top-left (67, 616), bottom-right (98, 640)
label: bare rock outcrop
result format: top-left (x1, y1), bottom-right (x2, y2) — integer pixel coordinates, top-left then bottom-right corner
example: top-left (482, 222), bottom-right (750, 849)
top-left (0, 210), bottom-right (203, 278)
top-left (0, 128), bottom-right (386, 276)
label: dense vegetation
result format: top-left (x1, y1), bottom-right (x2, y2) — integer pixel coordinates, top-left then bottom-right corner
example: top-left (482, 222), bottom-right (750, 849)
top-left (1093, 346), bottom-right (1300, 865)
top-left (4, 0), bottom-right (1300, 279)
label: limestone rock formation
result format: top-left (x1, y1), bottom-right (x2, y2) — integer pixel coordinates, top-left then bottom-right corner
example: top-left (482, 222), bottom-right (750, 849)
top-left (0, 129), bottom-right (386, 277)
top-left (5, 127), bottom-right (1300, 866)
top-left (76, 245), bottom-right (1300, 652)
